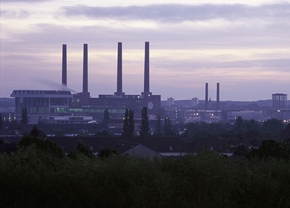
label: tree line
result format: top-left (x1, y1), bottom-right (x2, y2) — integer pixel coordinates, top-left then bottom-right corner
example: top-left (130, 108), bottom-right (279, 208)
top-left (1, 131), bottom-right (290, 207)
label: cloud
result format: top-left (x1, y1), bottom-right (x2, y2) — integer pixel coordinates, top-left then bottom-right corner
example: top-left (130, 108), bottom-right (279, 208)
top-left (2, 0), bottom-right (51, 2)
top-left (0, 10), bottom-right (30, 19)
top-left (63, 3), bottom-right (290, 22)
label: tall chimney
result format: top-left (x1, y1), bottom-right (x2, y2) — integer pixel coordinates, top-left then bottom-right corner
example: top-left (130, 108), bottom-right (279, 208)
top-left (62, 44), bottom-right (67, 86)
top-left (83, 44), bottom-right (88, 93)
top-left (117, 42), bottom-right (123, 95)
top-left (205, 83), bottom-right (208, 110)
top-left (216, 83), bottom-right (220, 110)
top-left (143, 41), bottom-right (151, 95)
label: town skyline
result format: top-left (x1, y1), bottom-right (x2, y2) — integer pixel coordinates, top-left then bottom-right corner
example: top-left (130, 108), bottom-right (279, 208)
top-left (1, 0), bottom-right (290, 101)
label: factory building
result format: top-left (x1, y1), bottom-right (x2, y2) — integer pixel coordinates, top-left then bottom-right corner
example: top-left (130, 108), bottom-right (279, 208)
top-left (70, 42), bottom-right (161, 119)
top-left (11, 90), bottom-right (72, 114)
top-left (10, 42), bottom-right (161, 123)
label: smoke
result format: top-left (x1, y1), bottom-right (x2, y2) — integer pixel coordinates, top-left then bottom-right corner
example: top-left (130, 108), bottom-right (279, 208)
top-left (35, 79), bottom-right (76, 92)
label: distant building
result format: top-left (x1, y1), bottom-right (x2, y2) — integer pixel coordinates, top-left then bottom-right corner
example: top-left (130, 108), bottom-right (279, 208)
top-left (226, 110), bottom-right (264, 121)
top-left (167, 97), bottom-right (175, 106)
top-left (191, 97), bottom-right (199, 107)
top-left (10, 90), bottom-right (73, 114)
top-left (272, 93), bottom-right (287, 109)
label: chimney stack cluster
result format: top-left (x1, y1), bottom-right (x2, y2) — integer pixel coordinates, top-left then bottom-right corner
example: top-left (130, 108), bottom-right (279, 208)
top-left (61, 42), bottom-right (152, 97)
top-left (204, 83), bottom-right (220, 110)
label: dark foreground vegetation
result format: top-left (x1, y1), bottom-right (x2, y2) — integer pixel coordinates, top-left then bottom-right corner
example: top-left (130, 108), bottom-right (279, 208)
top-left (1, 136), bottom-right (290, 207)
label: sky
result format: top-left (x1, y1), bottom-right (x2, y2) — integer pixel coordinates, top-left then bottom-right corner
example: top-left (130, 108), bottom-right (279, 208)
top-left (1, 0), bottom-right (290, 101)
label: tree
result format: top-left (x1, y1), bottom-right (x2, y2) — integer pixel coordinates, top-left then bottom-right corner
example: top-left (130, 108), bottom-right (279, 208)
top-left (95, 130), bottom-right (111, 137)
top-left (75, 139), bottom-right (94, 158)
top-left (280, 123), bottom-right (290, 140)
top-left (233, 144), bottom-right (250, 157)
top-left (262, 118), bottom-right (283, 138)
top-left (0, 113), bottom-right (3, 130)
top-left (21, 107), bottom-right (28, 125)
top-left (18, 136), bottom-right (64, 158)
top-left (154, 115), bottom-right (162, 136)
top-left (103, 108), bottom-right (110, 121)
top-left (247, 140), bottom-right (290, 162)
top-left (122, 109), bottom-right (129, 137)
top-left (140, 107), bottom-right (149, 137)
top-left (163, 116), bottom-right (173, 135)
top-left (67, 139), bottom-right (94, 159)
top-left (97, 148), bottom-right (116, 159)
top-left (29, 125), bottom-right (46, 138)
top-left (234, 116), bottom-right (245, 135)
top-left (128, 109), bottom-right (135, 137)
top-left (122, 109), bottom-right (134, 137)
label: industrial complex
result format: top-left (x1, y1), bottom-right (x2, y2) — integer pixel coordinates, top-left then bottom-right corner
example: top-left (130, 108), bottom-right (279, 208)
top-left (10, 42), bottom-right (161, 124)
top-left (4, 42), bottom-right (289, 126)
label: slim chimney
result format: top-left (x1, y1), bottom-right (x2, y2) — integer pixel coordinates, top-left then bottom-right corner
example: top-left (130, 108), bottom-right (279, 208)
top-left (83, 44), bottom-right (88, 93)
top-left (143, 41), bottom-right (151, 95)
top-left (117, 42), bottom-right (122, 94)
top-left (216, 83), bottom-right (220, 110)
top-left (62, 44), bottom-right (67, 86)
top-left (205, 83), bottom-right (208, 110)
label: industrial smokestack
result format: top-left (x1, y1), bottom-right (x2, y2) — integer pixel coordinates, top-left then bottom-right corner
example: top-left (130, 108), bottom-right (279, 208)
top-left (83, 43), bottom-right (88, 93)
top-left (216, 83), bottom-right (220, 110)
top-left (117, 42), bottom-right (123, 95)
top-left (143, 41), bottom-right (151, 95)
top-left (205, 83), bottom-right (208, 110)
top-left (62, 44), bottom-right (67, 86)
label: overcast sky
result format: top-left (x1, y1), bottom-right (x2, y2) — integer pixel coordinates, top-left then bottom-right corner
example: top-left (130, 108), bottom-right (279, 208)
top-left (1, 0), bottom-right (290, 101)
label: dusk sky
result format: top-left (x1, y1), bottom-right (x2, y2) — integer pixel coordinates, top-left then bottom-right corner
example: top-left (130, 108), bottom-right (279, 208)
top-left (1, 0), bottom-right (290, 101)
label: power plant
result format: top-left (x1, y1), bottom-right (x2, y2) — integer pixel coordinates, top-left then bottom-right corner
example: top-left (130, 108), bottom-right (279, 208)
top-left (7, 42), bottom-right (290, 126)
top-left (11, 42), bottom-right (161, 121)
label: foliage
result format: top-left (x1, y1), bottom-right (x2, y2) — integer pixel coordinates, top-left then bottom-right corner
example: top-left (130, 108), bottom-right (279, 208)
top-left (28, 125), bottom-right (46, 138)
top-left (0, 113), bottom-right (2, 130)
top-left (128, 109), bottom-right (134, 137)
top-left (140, 107), bottom-right (150, 137)
top-left (67, 139), bottom-right (94, 159)
top-left (21, 107), bottom-right (28, 125)
top-left (1, 148), bottom-right (290, 207)
top-left (103, 108), bottom-right (110, 120)
top-left (261, 118), bottom-right (284, 137)
top-left (97, 148), bottom-right (116, 159)
top-left (122, 109), bottom-right (134, 137)
top-left (234, 116), bottom-right (246, 135)
top-left (247, 139), bottom-right (290, 162)
top-left (233, 144), bottom-right (250, 157)
top-left (163, 116), bottom-right (173, 135)
top-left (280, 123), bottom-right (290, 140)
top-left (154, 115), bottom-right (162, 136)
top-left (18, 136), bottom-right (65, 158)
top-left (95, 130), bottom-right (111, 137)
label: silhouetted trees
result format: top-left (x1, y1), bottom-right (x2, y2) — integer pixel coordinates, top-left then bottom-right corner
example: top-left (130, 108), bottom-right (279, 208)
top-left (247, 139), bottom-right (290, 162)
top-left (2, 147), bottom-right (290, 207)
top-left (97, 148), bottom-right (116, 159)
top-left (154, 115), bottom-right (162, 136)
top-left (122, 109), bottom-right (134, 137)
top-left (261, 118), bottom-right (283, 138)
top-left (21, 107), bottom-right (28, 125)
top-left (280, 123), bottom-right (290, 140)
top-left (29, 125), bottom-right (46, 138)
top-left (0, 113), bottom-right (2, 130)
top-left (163, 116), bottom-right (173, 135)
top-left (140, 107), bottom-right (150, 137)
top-left (103, 108), bottom-right (110, 121)
top-left (67, 139), bottom-right (94, 159)
top-left (18, 136), bottom-right (64, 158)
